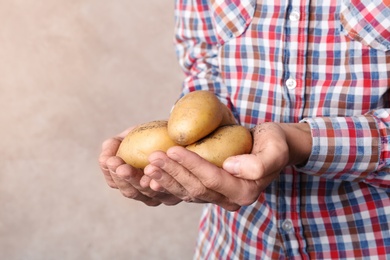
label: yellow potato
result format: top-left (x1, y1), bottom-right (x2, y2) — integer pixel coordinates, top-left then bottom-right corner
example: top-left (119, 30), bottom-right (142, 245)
top-left (116, 120), bottom-right (178, 169)
top-left (186, 125), bottom-right (253, 168)
top-left (220, 102), bottom-right (237, 126)
top-left (168, 90), bottom-right (236, 145)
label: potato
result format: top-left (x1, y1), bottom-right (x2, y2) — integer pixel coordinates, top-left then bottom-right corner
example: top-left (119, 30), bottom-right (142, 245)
top-left (220, 102), bottom-right (237, 126)
top-left (186, 125), bottom-right (253, 168)
top-left (116, 120), bottom-right (178, 169)
top-left (168, 90), bottom-right (236, 145)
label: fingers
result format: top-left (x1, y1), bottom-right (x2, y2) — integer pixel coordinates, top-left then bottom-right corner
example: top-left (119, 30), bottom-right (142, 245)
top-left (146, 148), bottom-right (255, 211)
top-left (145, 152), bottom-right (207, 203)
top-left (105, 156), bottom-right (155, 205)
top-left (107, 156), bottom-right (182, 206)
top-left (145, 150), bottom-right (235, 208)
top-left (98, 126), bottom-right (135, 187)
top-left (98, 137), bottom-right (123, 188)
top-left (168, 147), bottom-right (261, 207)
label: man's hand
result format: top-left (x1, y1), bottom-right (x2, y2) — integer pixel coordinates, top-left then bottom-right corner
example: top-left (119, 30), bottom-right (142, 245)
top-left (143, 122), bottom-right (312, 211)
top-left (98, 127), bottom-right (182, 206)
top-left (98, 122), bottom-right (312, 210)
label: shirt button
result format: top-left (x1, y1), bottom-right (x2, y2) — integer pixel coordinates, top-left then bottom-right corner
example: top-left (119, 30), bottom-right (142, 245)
top-left (289, 11), bottom-right (300, 22)
top-left (286, 78), bottom-right (297, 89)
top-left (282, 219), bottom-right (293, 232)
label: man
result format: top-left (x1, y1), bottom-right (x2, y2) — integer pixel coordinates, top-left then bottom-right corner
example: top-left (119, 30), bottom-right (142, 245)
top-left (99, 0), bottom-right (390, 258)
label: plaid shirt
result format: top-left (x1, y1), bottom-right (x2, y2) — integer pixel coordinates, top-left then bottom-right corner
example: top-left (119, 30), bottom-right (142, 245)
top-left (174, 0), bottom-right (390, 259)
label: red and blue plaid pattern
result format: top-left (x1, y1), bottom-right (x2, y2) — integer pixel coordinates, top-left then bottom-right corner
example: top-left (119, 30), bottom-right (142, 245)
top-left (174, 0), bottom-right (390, 258)
top-left (340, 0), bottom-right (390, 51)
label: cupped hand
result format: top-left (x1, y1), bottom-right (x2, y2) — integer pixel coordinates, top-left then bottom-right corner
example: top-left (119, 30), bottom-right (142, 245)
top-left (142, 122), bottom-right (312, 211)
top-left (98, 127), bottom-right (182, 206)
top-left (98, 122), bottom-right (311, 210)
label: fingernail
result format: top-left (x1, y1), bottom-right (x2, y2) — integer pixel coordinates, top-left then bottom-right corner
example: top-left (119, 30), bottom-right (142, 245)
top-left (223, 158), bottom-right (240, 175)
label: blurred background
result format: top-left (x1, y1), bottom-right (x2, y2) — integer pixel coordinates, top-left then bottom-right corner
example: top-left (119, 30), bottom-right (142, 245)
top-left (0, 1), bottom-right (203, 259)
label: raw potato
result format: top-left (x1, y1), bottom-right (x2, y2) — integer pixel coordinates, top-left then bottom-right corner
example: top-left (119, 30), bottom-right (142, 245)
top-left (116, 120), bottom-right (178, 169)
top-left (220, 102), bottom-right (237, 126)
top-left (117, 91), bottom-right (240, 169)
top-left (186, 125), bottom-right (253, 168)
top-left (168, 90), bottom-right (236, 145)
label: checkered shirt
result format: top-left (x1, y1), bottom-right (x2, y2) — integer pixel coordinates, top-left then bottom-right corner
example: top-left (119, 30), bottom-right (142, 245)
top-left (174, 0), bottom-right (390, 259)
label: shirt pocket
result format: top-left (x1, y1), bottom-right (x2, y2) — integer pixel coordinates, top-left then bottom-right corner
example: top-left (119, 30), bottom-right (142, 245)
top-left (209, 0), bottom-right (256, 45)
top-left (339, 0), bottom-right (390, 52)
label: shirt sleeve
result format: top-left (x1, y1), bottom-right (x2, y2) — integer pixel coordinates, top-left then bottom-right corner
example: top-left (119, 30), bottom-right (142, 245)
top-left (298, 109), bottom-right (390, 191)
top-left (174, 0), bottom-right (232, 107)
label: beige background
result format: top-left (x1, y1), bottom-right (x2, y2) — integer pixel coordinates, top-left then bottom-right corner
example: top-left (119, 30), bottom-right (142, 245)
top-left (0, 1), bottom-right (203, 259)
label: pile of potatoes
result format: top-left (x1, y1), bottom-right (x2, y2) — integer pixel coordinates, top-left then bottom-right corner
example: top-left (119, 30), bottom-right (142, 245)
top-left (116, 90), bottom-right (253, 169)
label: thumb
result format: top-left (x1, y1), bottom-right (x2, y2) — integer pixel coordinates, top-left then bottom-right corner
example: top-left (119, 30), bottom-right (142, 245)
top-left (223, 154), bottom-right (265, 180)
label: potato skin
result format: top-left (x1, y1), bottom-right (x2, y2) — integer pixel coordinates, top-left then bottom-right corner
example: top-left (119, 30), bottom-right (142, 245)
top-left (168, 91), bottom-right (225, 145)
top-left (186, 125), bottom-right (253, 168)
top-left (219, 102), bottom-right (237, 126)
top-left (116, 120), bottom-right (178, 169)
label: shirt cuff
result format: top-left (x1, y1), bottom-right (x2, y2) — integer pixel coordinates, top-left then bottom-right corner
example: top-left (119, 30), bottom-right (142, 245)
top-left (296, 116), bottom-right (380, 182)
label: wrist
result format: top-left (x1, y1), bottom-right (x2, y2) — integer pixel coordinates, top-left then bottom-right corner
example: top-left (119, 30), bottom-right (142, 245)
top-left (280, 123), bottom-right (312, 166)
